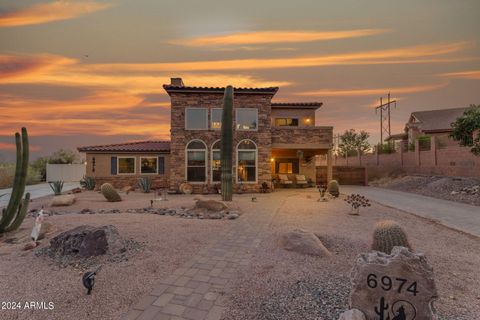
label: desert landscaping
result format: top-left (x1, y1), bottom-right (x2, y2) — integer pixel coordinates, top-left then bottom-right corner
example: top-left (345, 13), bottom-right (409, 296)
top-left (1, 187), bottom-right (479, 320)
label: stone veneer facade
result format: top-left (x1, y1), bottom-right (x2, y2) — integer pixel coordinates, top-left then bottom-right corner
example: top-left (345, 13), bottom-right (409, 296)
top-left (168, 91), bottom-right (275, 193)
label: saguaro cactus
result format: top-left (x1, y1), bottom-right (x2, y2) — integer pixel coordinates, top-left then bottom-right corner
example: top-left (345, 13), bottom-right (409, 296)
top-left (0, 128), bottom-right (30, 233)
top-left (221, 86), bottom-right (234, 201)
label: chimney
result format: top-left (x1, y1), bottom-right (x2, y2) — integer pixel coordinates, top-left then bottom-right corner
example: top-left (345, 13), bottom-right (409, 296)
top-left (170, 77), bottom-right (184, 87)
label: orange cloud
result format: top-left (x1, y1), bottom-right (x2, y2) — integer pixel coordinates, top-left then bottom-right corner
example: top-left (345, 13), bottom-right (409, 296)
top-left (82, 42), bottom-right (472, 72)
top-left (171, 29), bottom-right (387, 46)
top-left (0, 1), bottom-right (112, 28)
top-left (440, 70), bottom-right (480, 80)
top-left (298, 83), bottom-right (448, 97)
top-left (0, 54), bottom-right (76, 79)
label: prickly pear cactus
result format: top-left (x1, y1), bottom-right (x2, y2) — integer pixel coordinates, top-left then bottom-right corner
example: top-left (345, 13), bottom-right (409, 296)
top-left (326, 179), bottom-right (340, 197)
top-left (100, 183), bottom-right (122, 202)
top-left (372, 220), bottom-right (411, 254)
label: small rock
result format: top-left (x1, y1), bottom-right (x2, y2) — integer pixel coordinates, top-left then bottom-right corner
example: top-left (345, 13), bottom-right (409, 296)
top-left (23, 241), bottom-right (39, 251)
top-left (338, 309), bottom-right (366, 320)
top-left (49, 195), bottom-right (76, 207)
top-left (227, 213), bottom-right (239, 220)
top-left (279, 229), bottom-right (331, 257)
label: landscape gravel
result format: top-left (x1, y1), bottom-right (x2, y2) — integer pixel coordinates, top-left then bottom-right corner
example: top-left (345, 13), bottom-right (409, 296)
top-left (370, 175), bottom-right (480, 206)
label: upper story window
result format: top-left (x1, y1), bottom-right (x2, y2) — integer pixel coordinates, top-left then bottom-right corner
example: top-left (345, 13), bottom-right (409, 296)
top-left (185, 108), bottom-right (208, 130)
top-left (275, 118), bottom-right (299, 127)
top-left (236, 108), bottom-right (258, 131)
top-left (211, 108), bottom-right (222, 130)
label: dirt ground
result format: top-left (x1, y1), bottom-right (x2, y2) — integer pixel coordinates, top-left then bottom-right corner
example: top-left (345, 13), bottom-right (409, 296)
top-left (1, 189), bottom-right (479, 320)
top-left (370, 175), bottom-right (480, 206)
top-left (0, 191), bottom-right (231, 320)
top-left (222, 190), bottom-right (480, 320)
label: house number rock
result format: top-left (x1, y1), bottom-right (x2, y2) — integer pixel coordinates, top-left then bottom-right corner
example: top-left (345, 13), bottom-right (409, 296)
top-left (349, 247), bottom-right (438, 320)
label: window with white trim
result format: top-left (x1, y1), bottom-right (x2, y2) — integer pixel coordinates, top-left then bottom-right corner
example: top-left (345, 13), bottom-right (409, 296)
top-left (236, 108), bottom-right (258, 130)
top-left (211, 108), bottom-right (222, 130)
top-left (140, 157), bottom-right (157, 174)
top-left (185, 108), bottom-right (208, 130)
top-left (186, 140), bottom-right (207, 182)
top-left (211, 140), bottom-right (221, 182)
top-left (118, 157), bottom-right (135, 174)
top-left (237, 139), bottom-right (257, 183)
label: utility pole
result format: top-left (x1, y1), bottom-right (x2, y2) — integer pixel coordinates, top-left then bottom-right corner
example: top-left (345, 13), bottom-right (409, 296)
top-left (375, 93), bottom-right (397, 144)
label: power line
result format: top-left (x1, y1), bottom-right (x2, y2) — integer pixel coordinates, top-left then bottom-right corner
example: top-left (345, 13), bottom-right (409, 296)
top-left (375, 93), bottom-right (397, 144)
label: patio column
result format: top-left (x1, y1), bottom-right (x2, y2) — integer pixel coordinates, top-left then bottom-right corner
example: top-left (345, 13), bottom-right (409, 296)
top-left (327, 149), bottom-right (333, 183)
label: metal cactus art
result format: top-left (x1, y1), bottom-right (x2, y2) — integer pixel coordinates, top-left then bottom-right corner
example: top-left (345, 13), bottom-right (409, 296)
top-left (0, 128), bottom-right (31, 234)
top-left (220, 86), bottom-right (234, 201)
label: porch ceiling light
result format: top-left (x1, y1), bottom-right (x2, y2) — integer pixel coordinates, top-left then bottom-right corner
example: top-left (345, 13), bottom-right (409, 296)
top-left (270, 157), bottom-right (275, 162)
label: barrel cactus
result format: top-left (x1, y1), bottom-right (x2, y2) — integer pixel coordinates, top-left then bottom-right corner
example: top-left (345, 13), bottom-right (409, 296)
top-left (100, 183), bottom-right (122, 202)
top-left (326, 179), bottom-right (340, 197)
top-left (221, 85), bottom-right (234, 201)
top-left (0, 128), bottom-right (30, 234)
top-left (372, 220), bottom-right (411, 254)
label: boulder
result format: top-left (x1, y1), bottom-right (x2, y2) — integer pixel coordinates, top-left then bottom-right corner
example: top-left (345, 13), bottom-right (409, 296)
top-left (350, 246), bottom-right (438, 320)
top-left (49, 194), bottom-right (76, 207)
top-left (179, 182), bottom-right (193, 194)
top-left (193, 199), bottom-right (227, 212)
top-left (49, 225), bottom-right (125, 258)
top-left (279, 229), bottom-right (331, 257)
top-left (338, 309), bottom-right (366, 320)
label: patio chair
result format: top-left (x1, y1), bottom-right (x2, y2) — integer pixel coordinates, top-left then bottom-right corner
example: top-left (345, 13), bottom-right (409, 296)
top-left (295, 175), bottom-right (308, 188)
top-left (278, 174), bottom-right (293, 187)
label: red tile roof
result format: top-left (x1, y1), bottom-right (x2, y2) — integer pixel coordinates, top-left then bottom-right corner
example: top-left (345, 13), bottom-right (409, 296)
top-left (271, 102), bottom-right (323, 109)
top-left (163, 85), bottom-right (279, 95)
top-left (78, 141), bottom-right (170, 153)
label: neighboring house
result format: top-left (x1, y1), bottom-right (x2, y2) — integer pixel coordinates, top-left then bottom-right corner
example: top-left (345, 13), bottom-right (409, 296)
top-left (387, 107), bottom-right (468, 145)
top-left (78, 78), bottom-right (333, 192)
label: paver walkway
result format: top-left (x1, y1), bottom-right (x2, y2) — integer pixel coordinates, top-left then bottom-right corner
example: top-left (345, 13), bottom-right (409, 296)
top-left (342, 185), bottom-right (480, 237)
top-left (0, 182), bottom-right (81, 208)
top-left (123, 192), bottom-right (294, 320)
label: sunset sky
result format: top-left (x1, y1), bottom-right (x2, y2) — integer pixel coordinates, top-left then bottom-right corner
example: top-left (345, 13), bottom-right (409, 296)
top-left (1, 0), bottom-right (479, 161)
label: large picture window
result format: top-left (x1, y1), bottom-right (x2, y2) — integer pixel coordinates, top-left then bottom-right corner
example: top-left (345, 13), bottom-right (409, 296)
top-left (141, 157), bottom-right (157, 174)
top-left (211, 108), bottom-right (222, 130)
top-left (118, 157), bottom-right (135, 174)
top-left (185, 108), bottom-right (208, 130)
top-left (186, 140), bottom-right (207, 182)
top-left (211, 140), bottom-right (221, 182)
top-left (236, 108), bottom-right (258, 130)
top-left (237, 139), bottom-right (257, 183)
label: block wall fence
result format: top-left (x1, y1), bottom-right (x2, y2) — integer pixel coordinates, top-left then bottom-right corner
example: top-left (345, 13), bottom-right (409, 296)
top-left (318, 136), bottom-right (480, 179)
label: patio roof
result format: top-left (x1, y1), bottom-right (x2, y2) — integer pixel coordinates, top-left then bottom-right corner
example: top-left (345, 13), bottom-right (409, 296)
top-left (271, 102), bottom-right (323, 109)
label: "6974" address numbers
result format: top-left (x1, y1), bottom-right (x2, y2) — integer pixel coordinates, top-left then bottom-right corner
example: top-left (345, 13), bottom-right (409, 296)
top-left (367, 273), bottom-right (418, 296)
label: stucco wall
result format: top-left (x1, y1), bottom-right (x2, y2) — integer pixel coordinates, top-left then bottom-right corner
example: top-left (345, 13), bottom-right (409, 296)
top-left (84, 153), bottom-right (170, 188)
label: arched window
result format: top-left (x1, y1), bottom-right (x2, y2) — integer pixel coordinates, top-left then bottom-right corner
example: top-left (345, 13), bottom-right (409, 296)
top-left (237, 139), bottom-right (257, 183)
top-left (211, 140), bottom-right (221, 182)
top-left (186, 140), bottom-right (207, 182)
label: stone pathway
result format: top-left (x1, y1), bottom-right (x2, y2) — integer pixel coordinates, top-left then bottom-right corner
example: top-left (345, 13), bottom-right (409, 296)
top-left (342, 185), bottom-right (480, 237)
top-left (123, 193), bottom-right (292, 320)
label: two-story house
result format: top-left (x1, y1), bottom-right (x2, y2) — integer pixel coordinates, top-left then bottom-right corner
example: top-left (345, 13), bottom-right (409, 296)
top-left (78, 78), bottom-right (333, 192)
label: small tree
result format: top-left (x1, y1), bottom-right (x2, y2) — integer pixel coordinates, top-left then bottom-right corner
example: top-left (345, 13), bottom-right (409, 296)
top-left (450, 105), bottom-right (480, 155)
top-left (338, 129), bottom-right (371, 157)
